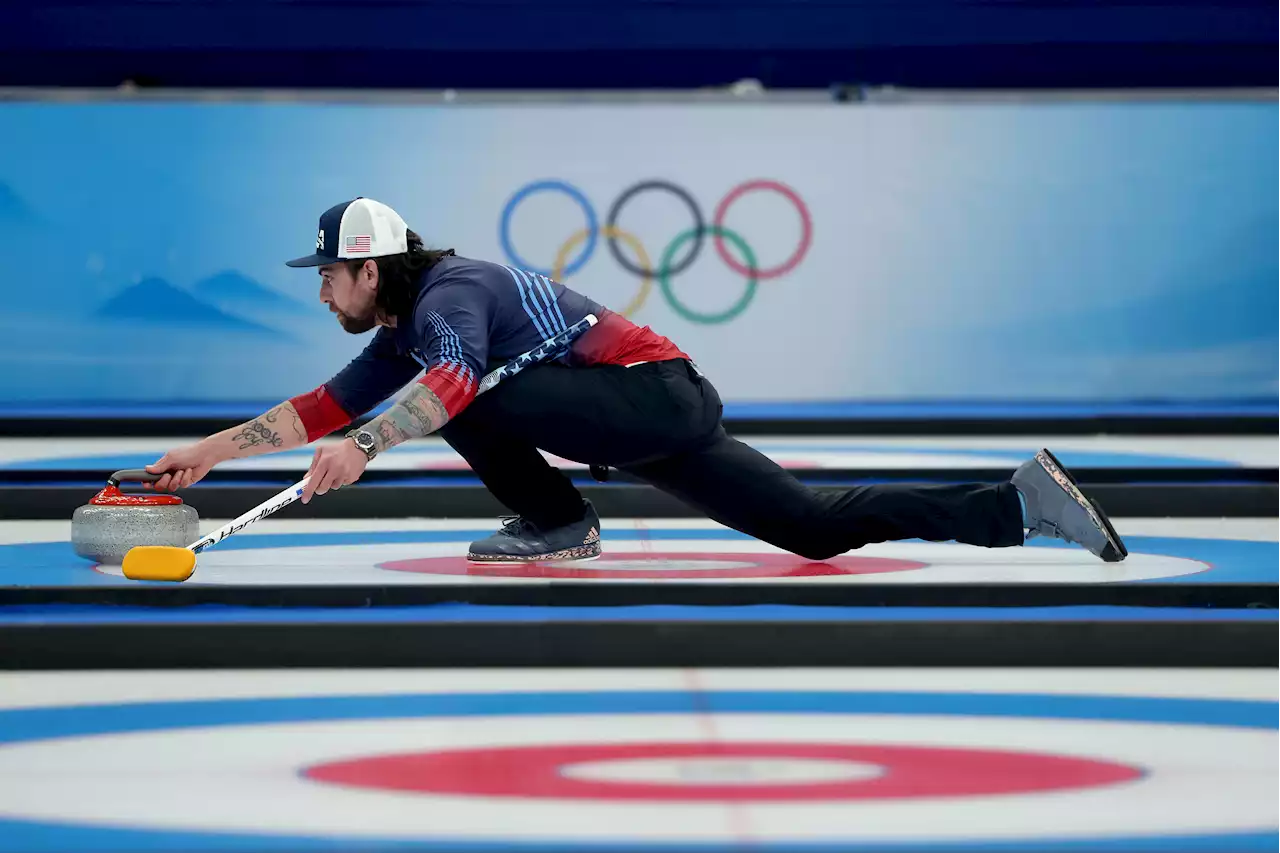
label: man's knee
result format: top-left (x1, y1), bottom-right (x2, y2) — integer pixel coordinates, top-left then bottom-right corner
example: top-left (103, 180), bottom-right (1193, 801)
top-left (791, 543), bottom-right (847, 561)
top-left (765, 528), bottom-right (849, 561)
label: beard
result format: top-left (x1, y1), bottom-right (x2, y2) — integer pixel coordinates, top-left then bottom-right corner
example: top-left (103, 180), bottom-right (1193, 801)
top-left (336, 308), bottom-right (377, 334)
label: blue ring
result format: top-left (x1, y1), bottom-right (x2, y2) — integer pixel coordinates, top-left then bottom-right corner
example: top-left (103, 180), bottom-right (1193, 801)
top-left (2, 690), bottom-right (1273, 743)
top-left (0, 690), bottom-right (1272, 852)
top-left (499, 180), bottom-right (598, 277)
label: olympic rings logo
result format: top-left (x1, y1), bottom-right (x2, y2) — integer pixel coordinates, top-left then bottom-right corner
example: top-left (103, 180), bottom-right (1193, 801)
top-left (498, 179), bottom-right (813, 325)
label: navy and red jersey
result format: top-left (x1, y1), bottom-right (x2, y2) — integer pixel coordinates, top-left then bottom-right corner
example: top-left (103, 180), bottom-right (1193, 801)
top-left (290, 255), bottom-right (689, 440)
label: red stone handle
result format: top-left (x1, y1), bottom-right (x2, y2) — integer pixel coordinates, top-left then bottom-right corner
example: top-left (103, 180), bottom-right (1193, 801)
top-left (91, 470), bottom-right (182, 506)
top-left (107, 469), bottom-right (163, 489)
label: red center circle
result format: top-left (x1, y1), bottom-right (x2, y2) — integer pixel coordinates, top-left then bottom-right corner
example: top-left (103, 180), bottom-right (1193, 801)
top-left (304, 742), bottom-right (1142, 802)
top-left (378, 552), bottom-right (927, 579)
top-left (712, 180), bottom-right (813, 280)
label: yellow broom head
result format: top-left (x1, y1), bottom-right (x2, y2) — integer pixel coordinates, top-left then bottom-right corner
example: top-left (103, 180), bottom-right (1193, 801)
top-left (121, 546), bottom-right (197, 582)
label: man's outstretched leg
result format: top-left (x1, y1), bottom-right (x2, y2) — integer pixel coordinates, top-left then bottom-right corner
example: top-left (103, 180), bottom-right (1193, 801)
top-left (626, 429), bottom-right (1126, 562)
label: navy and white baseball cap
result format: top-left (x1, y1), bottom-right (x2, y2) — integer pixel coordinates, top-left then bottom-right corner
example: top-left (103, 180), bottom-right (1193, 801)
top-left (285, 197), bottom-right (410, 267)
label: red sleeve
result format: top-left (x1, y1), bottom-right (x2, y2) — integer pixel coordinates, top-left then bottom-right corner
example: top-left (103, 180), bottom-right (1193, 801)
top-left (419, 364), bottom-right (478, 420)
top-left (288, 385), bottom-right (353, 442)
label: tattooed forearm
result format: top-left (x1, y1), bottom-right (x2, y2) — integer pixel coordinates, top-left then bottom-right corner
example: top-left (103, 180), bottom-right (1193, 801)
top-left (222, 403), bottom-right (307, 455)
top-left (366, 384), bottom-right (452, 453)
top-left (232, 421), bottom-right (284, 450)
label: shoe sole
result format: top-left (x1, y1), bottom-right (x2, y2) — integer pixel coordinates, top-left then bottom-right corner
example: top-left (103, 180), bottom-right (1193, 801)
top-left (1036, 448), bottom-right (1128, 562)
top-left (466, 542), bottom-right (603, 564)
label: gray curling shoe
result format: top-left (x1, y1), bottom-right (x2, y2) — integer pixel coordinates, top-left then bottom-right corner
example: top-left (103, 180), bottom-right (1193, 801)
top-left (1012, 449), bottom-right (1128, 562)
top-left (467, 500), bottom-right (603, 563)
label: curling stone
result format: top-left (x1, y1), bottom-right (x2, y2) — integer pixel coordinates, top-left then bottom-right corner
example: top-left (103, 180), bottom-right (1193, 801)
top-left (71, 470), bottom-right (200, 565)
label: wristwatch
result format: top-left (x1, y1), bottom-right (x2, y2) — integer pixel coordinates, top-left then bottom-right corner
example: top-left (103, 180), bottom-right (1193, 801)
top-left (347, 428), bottom-right (378, 461)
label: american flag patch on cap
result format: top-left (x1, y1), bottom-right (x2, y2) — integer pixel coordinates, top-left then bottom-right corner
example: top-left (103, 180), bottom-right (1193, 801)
top-left (345, 235), bottom-right (372, 253)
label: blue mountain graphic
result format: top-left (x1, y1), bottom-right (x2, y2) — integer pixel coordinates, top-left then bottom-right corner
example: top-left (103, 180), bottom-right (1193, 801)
top-left (97, 277), bottom-right (280, 335)
top-left (192, 271), bottom-right (306, 310)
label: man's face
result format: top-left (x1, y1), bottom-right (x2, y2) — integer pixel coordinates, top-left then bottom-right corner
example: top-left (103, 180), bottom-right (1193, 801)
top-left (318, 262), bottom-right (377, 334)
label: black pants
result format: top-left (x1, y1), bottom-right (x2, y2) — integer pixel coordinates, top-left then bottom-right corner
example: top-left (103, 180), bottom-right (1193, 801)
top-left (439, 359), bottom-right (1025, 560)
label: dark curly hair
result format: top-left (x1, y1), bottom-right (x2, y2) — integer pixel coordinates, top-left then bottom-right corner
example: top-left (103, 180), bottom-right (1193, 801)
top-left (344, 230), bottom-right (455, 320)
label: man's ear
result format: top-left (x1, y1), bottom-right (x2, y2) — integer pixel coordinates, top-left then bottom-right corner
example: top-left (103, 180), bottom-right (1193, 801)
top-left (359, 259), bottom-right (379, 291)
